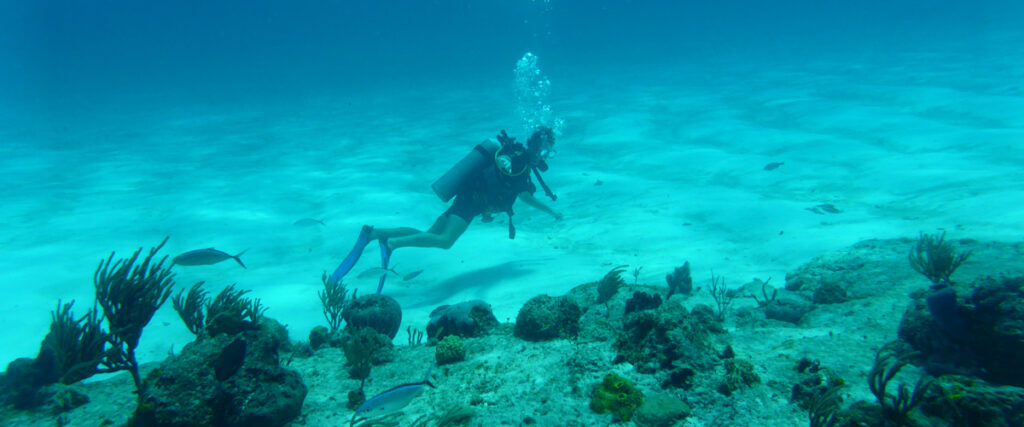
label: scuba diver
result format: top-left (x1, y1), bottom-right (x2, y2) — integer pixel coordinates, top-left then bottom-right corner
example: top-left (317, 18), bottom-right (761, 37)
top-left (329, 127), bottom-right (562, 291)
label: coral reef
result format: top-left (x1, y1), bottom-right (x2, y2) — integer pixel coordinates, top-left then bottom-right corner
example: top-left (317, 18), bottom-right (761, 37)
top-left (11, 237), bottom-right (1024, 427)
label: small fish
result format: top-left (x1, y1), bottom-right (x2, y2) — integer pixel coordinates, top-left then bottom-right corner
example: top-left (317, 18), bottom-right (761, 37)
top-left (351, 368), bottom-right (435, 424)
top-left (293, 218), bottom-right (326, 227)
top-left (816, 203), bottom-right (841, 214)
top-left (763, 162), bottom-right (785, 171)
top-left (356, 267), bottom-right (400, 280)
top-left (173, 248), bottom-right (247, 268)
top-left (402, 269), bottom-right (424, 281)
top-left (214, 338), bottom-right (246, 381)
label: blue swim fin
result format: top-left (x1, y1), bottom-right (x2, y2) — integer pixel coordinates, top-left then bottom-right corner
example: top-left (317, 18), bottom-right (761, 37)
top-left (329, 225), bottom-right (373, 283)
top-left (376, 238), bottom-right (392, 295)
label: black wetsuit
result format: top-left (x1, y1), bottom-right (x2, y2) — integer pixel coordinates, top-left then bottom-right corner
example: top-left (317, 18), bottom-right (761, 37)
top-left (445, 151), bottom-right (536, 223)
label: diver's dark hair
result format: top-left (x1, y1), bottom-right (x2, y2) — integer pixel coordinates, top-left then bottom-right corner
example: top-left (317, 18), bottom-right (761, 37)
top-left (522, 126), bottom-right (552, 172)
top-left (526, 126), bottom-right (555, 151)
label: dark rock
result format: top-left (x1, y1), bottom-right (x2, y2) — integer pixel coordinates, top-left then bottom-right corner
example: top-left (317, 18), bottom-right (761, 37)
top-left (343, 294), bottom-right (402, 339)
top-left (791, 375), bottom-right (826, 410)
top-left (784, 239), bottom-right (918, 301)
top-left (260, 318), bottom-right (292, 352)
top-left (137, 318), bottom-right (306, 427)
top-left (665, 262), bottom-right (693, 298)
top-left (717, 359), bottom-right (759, 396)
top-left (308, 326), bottom-right (329, 350)
top-left (426, 300), bottom-right (498, 341)
top-left (340, 327), bottom-right (395, 368)
top-left (661, 367), bottom-right (696, 390)
top-left (346, 388), bottom-right (365, 411)
top-left (921, 375), bottom-right (1024, 426)
top-left (790, 368), bottom-right (843, 411)
top-left (765, 298), bottom-right (814, 324)
top-left (206, 312), bottom-right (258, 337)
top-left (634, 393), bottom-right (691, 427)
top-left (719, 345), bottom-right (735, 360)
top-left (616, 301), bottom-right (717, 374)
top-left (968, 276), bottom-right (1024, 386)
top-left (689, 304), bottom-right (724, 333)
top-left (624, 292), bottom-right (663, 315)
top-left (214, 338), bottom-right (247, 381)
top-left (1, 357), bottom-right (52, 409)
top-left (900, 275), bottom-right (1024, 387)
top-left (51, 384), bottom-right (89, 412)
top-left (812, 282), bottom-right (849, 304)
top-left (514, 295), bottom-right (582, 341)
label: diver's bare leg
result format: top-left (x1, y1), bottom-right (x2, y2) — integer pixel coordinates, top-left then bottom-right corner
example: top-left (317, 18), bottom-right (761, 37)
top-left (369, 227), bottom-right (421, 240)
top-left (389, 215), bottom-right (469, 250)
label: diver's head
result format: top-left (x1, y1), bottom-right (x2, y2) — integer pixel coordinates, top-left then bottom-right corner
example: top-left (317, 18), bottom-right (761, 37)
top-left (526, 126), bottom-right (555, 171)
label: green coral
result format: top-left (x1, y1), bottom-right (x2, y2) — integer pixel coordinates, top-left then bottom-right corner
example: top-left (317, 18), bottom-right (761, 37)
top-left (435, 335), bottom-right (466, 365)
top-left (590, 373), bottom-right (644, 422)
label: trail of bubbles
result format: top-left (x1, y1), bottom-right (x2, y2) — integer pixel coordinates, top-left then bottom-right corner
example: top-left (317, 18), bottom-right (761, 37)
top-left (514, 52), bottom-right (564, 136)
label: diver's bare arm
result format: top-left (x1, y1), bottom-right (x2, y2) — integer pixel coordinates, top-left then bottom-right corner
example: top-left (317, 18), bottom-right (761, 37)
top-left (519, 192), bottom-right (563, 220)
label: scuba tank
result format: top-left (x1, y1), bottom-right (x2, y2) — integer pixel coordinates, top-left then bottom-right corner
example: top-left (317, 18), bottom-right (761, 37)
top-left (431, 139), bottom-right (500, 202)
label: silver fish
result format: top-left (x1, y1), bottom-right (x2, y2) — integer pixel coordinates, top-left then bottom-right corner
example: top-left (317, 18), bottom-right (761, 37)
top-left (172, 248), bottom-right (247, 269)
top-left (351, 368), bottom-right (434, 424)
top-left (402, 269), bottom-right (424, 281)
top-left (293, 218), bottom-right (325, 227)
top-left (816, 203), bottom-right (841, 214)
top-left (763, 162), bottom-right (785, 171)
top-left (356, 267), bottom-right (400, 280)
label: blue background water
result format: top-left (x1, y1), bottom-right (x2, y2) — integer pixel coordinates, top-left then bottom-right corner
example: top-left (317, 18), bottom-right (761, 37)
top-left (4, 0), bottom-right (1022, 116)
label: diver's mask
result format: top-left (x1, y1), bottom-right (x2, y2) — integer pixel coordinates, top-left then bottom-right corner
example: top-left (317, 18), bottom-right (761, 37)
top-left (537, 142), bottom-right (555, 160)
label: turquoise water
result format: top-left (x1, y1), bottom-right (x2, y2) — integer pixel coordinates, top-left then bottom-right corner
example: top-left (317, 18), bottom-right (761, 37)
top-left (2, 0), bottom-right (1023, 395)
